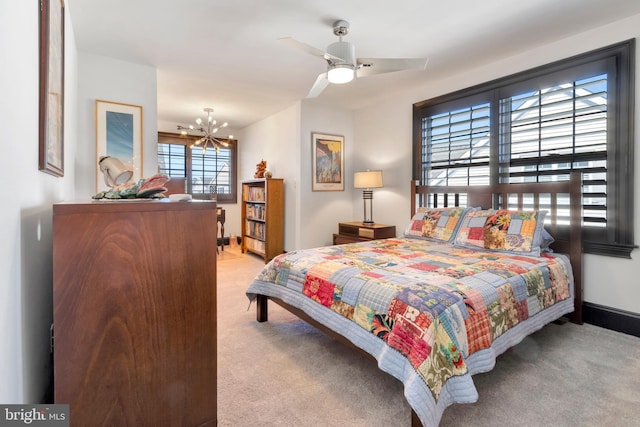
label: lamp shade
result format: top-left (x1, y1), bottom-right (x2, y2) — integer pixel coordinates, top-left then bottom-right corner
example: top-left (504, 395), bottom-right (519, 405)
top-left (327, 65), bottom-right (355, 84)
top-left (354, 170), bottom-right (383, 189)
top-left (99, 156), bottom-right (133, 187)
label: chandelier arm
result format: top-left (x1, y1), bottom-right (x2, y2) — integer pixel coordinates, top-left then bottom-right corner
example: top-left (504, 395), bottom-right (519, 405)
top-left (211, 137), bottom-right (229, 147)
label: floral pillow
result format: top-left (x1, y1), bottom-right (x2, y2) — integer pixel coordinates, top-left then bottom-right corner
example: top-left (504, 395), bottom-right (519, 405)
top-left (404, 207), bottom-right (471, 242)
top-left (453, 209), bottom-right (547, 254)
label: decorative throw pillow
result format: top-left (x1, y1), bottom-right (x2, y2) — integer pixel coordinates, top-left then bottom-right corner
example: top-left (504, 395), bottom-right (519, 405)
top-left (453, 209), bottom-right (547, 254)
top-left (404, 207), bottom-right (471, 243)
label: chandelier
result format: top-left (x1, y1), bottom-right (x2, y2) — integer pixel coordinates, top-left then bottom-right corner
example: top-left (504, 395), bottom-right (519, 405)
top-left (177, 107), bottom-right (233, 153)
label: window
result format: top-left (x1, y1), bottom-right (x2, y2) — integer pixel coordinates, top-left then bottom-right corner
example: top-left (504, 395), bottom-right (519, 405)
top-left (157, 132), bottom-right (237, 203)
top-left (413, 40), bottom-right (635, 257)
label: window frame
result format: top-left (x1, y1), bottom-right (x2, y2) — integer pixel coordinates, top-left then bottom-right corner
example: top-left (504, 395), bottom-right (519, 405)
top-left (157, 131), bottom-right (238, 204)
top-left (413, 39), bottom-right (636, 257)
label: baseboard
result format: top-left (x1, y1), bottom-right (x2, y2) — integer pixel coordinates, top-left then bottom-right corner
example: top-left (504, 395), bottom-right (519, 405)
top-left (583, 302), bottom-right (640, 338)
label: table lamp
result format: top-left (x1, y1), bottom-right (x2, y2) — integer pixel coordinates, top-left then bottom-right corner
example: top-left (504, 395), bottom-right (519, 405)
top-left (354, 170), bottom-right (383, 225)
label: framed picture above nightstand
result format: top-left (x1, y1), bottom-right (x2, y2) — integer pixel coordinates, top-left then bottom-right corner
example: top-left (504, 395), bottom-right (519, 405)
top-left (333, 221), bottom-right (396, 245)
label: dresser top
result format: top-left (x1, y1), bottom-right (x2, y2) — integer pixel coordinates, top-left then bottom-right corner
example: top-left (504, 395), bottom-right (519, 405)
top-left (53, 199), bottom-right (217, 215)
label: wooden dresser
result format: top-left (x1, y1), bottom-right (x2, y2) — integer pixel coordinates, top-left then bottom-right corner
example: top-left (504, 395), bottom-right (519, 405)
top-left (53, 199), bottom-right (217, 427)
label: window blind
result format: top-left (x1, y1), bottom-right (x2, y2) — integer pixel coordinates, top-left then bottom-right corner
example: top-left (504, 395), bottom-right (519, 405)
top-left (413, 40), bottom-right (635, 257)
top-left (500, 74), bottom-right (608, 228)
top-left (421, 103), bottom-right (491, 186)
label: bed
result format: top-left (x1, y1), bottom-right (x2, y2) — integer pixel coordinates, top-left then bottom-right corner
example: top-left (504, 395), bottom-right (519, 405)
top-left (245, 173), bottom-right (582, 426)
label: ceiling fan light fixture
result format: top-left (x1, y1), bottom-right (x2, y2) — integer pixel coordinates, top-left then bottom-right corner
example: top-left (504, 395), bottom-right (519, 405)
top-left (281, 19), bottom-right (428, 97)
top-left (326, 40), bottom-right (356, 84)
top-left (327, 64), bottom-right (355, 84)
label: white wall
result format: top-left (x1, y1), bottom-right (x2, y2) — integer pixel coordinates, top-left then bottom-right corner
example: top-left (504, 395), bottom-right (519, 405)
top-left (240, 104), bottom-right (301, 251)
top-left (0, 2), bottom-right (78, 403)
top-left (239, 102), bottom-right (355, 250)
top-left (299, 102), bottom-right (355, 248)
top-left (352, 14), bottom-right (640, 315)
top-left (77, 53), bottom-right (158, 197)
top-left (0, 2), bottom-right (158, 403)
top-left (353, 103), bottom-right (414, 229)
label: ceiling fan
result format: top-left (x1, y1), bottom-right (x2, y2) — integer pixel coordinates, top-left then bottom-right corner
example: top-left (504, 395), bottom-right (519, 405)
top-left (280, 20), bottom-right (429, 98)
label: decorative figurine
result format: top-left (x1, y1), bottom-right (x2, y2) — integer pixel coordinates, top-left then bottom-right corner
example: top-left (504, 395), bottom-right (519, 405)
top-left (254, 160), bottom-right (267, 178)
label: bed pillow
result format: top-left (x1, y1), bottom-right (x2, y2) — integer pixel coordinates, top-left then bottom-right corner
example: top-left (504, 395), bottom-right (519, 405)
top-left (404, 206), bottom-right (472, 243)
top-left (453, 209), bottom-right (548, 255)
top-left (540, 228), bottom-right (555, 252)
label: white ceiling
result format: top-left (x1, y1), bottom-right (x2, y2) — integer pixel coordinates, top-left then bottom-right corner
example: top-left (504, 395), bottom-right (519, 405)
top-left (68, 0), bottom-right (640, 130)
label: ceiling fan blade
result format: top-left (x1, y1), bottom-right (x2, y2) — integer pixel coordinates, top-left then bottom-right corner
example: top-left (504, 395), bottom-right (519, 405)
top-left (356, 58), bottom-right (429, 77)
top-left (306, 73), bottom-right (330, 98)
top-left (279, 37), bottom-right (342, 62)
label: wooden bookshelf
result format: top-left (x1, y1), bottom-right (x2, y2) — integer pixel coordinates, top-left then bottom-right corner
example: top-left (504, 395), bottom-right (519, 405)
top-left (241, 178), bottom-right (284, 262)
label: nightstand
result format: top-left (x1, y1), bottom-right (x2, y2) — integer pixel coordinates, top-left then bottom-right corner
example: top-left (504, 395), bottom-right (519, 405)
top-left (333, 221), bottom-right (396, 245)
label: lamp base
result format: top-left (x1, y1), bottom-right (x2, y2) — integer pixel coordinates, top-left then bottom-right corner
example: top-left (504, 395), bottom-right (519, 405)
top-left (361, 189), bottom-right (375, 226)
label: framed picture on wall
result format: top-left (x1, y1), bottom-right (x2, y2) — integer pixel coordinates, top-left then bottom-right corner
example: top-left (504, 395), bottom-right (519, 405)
top-left (311, 132), bottom-right (344, 191)
top-left (95, 100), bottom-right (143, 191)
top-left (38, 0), bottom-right (65, 177)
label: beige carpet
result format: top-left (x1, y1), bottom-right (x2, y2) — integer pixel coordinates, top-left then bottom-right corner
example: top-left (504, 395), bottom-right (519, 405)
top-left (217, 246), bottom-right (640, 426)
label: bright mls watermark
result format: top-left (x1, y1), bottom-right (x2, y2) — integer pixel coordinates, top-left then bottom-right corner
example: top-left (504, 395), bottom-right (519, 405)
top-left (0, 405), bottom-right (68, 426)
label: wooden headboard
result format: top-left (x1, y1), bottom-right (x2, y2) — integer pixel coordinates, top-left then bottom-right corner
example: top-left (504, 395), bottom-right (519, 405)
top-left (411, 172), bottom-right (583, 324)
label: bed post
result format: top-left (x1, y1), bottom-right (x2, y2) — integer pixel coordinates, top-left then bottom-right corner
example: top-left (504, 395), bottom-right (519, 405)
top-left (257, 294), bottom-right (268, 322)
top-left (568, 171), bottom-right (583, 324)
top-left (411, 180), bottom-right (417, 217)
top-left (411, 409), bottom-right (421, 427)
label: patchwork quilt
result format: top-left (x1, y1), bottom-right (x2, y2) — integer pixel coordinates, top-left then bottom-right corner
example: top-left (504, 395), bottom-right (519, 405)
top-left (246, 237), bottom-right (574, 426)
